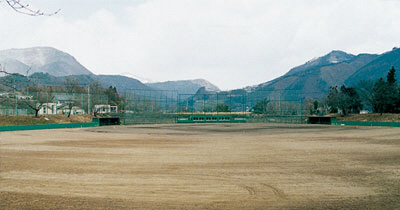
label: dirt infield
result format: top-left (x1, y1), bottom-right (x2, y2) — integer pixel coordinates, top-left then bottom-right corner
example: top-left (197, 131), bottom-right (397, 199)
top-left (1, 124), bottom-right (399, 209)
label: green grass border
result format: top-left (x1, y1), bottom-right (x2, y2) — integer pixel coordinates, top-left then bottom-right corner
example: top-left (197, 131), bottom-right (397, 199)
top-left (332, 120), bottom-right (400, 127)
top-left (0, 122), bottom-right (99, 132)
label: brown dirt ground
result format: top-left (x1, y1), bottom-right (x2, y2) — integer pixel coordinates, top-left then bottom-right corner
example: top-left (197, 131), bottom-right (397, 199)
top-left (0, 123), bottom-right (399, 209)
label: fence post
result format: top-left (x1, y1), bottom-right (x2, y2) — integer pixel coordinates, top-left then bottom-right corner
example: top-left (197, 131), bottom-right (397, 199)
top-left (300, 98), bottom-right (304, 124)
top-left (26, 89), bottom-right (29, 115)
top-left (216, 93), bottom-right (219, 115)
top-left (203, 94), bottom-right (205, 114)
top-left (15, 89), bottom-right (18, 116)
top-left (87, 86), bottom-right (90, 115)
top-left (229, 94), bottom-right (232, 115)
top-left (123, 102), bottom-right (126, 125)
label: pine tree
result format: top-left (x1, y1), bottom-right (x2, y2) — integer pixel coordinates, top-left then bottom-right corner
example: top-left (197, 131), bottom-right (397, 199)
top-left (386, 67), bottom-right (399, 112)
top-left (387, 66), bottom-right (397, 84)
top-left (371, 67), bottom-right (400, 114)
top-left (372, 78), bottom-right (390, 114)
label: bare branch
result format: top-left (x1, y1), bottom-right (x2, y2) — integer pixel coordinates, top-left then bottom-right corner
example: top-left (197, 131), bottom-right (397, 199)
top-left (0, 64), bottom-right (16, 90)
top-left (0, 64), bottom-right (32, 91)
top-left (3, 0), bottom-right (60, 16)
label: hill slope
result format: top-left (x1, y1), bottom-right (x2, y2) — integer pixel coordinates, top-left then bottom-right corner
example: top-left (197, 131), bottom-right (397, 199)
top-left (0, 47), bottom-right (93, 76)
top-left (96, 75), bottom-right (151, 92)
top-left (147, 79), bottom-right (220, 95)
top-left (286, 50), bottom-right (356, 76)
top-left (345, 47), bottom-right (400, 85)
top-left (27, 73), bottom-right (151, 93)
top-left (251, 51), bottom-right (379, 100)
top-left (0, 47), bottom-right (151, 93)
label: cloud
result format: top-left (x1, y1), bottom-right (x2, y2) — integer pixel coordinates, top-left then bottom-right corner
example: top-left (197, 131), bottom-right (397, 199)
top-left (1, 0), bottom-right (400, 90)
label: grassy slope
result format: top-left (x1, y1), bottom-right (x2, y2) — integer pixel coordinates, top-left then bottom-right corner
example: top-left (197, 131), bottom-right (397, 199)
top-left (334, 113), bottom-right (400, 122)
top-left (0, 115), bottom-right (93, 126)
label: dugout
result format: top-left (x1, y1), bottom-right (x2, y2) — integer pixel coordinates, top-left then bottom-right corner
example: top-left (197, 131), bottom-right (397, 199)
top-left (308, 117), bottom-right (336, 125)
top-left (93, 117), bottom-right (121, 126)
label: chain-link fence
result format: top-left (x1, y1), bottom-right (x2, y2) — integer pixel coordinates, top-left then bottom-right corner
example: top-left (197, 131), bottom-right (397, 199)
top-left (1, 88), bottom-right (309, 124)
top-left (0, 91), bottom-right (108, 116)
top-left (120, 90), bottom-right (178, 124)
top-left (119, 90), bottom-right (307, 124)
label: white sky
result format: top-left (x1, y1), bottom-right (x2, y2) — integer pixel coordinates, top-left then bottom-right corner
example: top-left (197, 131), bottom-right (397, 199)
top-left (1, 0), bottom-right (400, 90)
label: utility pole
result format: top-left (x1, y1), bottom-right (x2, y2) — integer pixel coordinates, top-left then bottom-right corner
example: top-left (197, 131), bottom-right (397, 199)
top-left (87, 85), bottom-right (90, 115)
top-left (14, 85), bottom-right (18, 115)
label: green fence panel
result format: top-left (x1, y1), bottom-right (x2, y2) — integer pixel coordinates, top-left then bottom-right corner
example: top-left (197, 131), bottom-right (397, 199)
top-left (0, 122), bottom-right (99, 132)
top-left (122, 113), bottom-right (177, 125)
top-left (332, 120), bottom-right (400, 127)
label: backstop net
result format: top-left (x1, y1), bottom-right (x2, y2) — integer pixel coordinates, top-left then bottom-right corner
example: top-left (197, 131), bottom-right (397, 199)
top-left (121, 90), bottom-right (179, 124)
top-left (120, 90), bottom-right (306, 124)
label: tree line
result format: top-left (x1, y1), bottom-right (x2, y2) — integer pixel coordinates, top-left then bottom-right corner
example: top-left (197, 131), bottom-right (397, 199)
top-left (325, 66), bottom-right (399, 115)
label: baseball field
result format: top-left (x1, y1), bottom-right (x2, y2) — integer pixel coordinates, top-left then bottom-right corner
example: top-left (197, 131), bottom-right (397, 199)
top-left (1, 123), bottom-right (399, 209)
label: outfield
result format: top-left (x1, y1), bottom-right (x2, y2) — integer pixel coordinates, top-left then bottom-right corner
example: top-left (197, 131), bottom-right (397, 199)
top-left (1, 124), bottom-right (399, 209)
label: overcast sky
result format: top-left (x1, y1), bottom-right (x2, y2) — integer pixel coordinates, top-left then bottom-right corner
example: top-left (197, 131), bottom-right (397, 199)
top-left (1, 0), bottom-right (399, 90)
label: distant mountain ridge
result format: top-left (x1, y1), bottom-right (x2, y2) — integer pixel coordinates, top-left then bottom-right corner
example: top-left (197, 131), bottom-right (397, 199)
top-left (0, 47), bottom-right (93, 76)
top-left (0, 47), bottom-right (220, 96)
top-left (346, 47), bottom-right (400, 85)
top-left (246, 47), bottom-right (399, 101)
top-left (2, 46), bottom-right (399, 101)
top-left (185, 48), bottom-right (398, 108)
top-left (25, 73), bottom-right (152, 93)
top-left (286, 50), bottom-right (356, 76)
top-left (147, 79), bottom-right (220, 95)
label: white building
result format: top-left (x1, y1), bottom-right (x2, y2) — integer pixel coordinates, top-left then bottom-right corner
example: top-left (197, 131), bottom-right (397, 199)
top-left (94, 104), bottom-right (118, 114)
top-left (59, 106), bottom-right (86, 115)
top-left (38, 103), bottom-right (60, 115)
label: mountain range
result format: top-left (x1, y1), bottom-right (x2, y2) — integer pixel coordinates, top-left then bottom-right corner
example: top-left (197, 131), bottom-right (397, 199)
top-left (0, 47), bottom-right (92, 76)
top-left (1, 46), bottom-right (399, 101)
top-left (247, 47), bottom-right (400, 101)
top-left (0, 47), bottom-right (219, 96)
top-left (147, 79), bottom-right (220, 95)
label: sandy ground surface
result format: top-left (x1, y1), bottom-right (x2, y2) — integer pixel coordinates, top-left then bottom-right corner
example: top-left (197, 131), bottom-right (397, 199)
top-left (0, 123), bottom-right (399, 209)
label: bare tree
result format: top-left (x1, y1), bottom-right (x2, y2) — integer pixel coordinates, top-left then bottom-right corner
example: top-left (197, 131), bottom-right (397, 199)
top-left (1, 0), bottom-right (60, 16)
top-left (88, 81), bottom-right (106, 117)
top-left (24, 85), bottom-right (55, 117)
top-left (63, 78), bottom-right (80, 118)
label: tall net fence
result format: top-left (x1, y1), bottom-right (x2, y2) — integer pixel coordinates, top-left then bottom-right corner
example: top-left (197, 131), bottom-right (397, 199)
top-left (1, 88), bottom-right (308, 124)
top-left (121, 90), bottom-right (178, 124)
top-left (177, 93), bottom-right (247, 113)
top-left (0, 91), bottom-right (108, 116)
top-left (246, 90), bottom-right (305, 124)
top-left (120, 90), bottom-right (307, 124)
